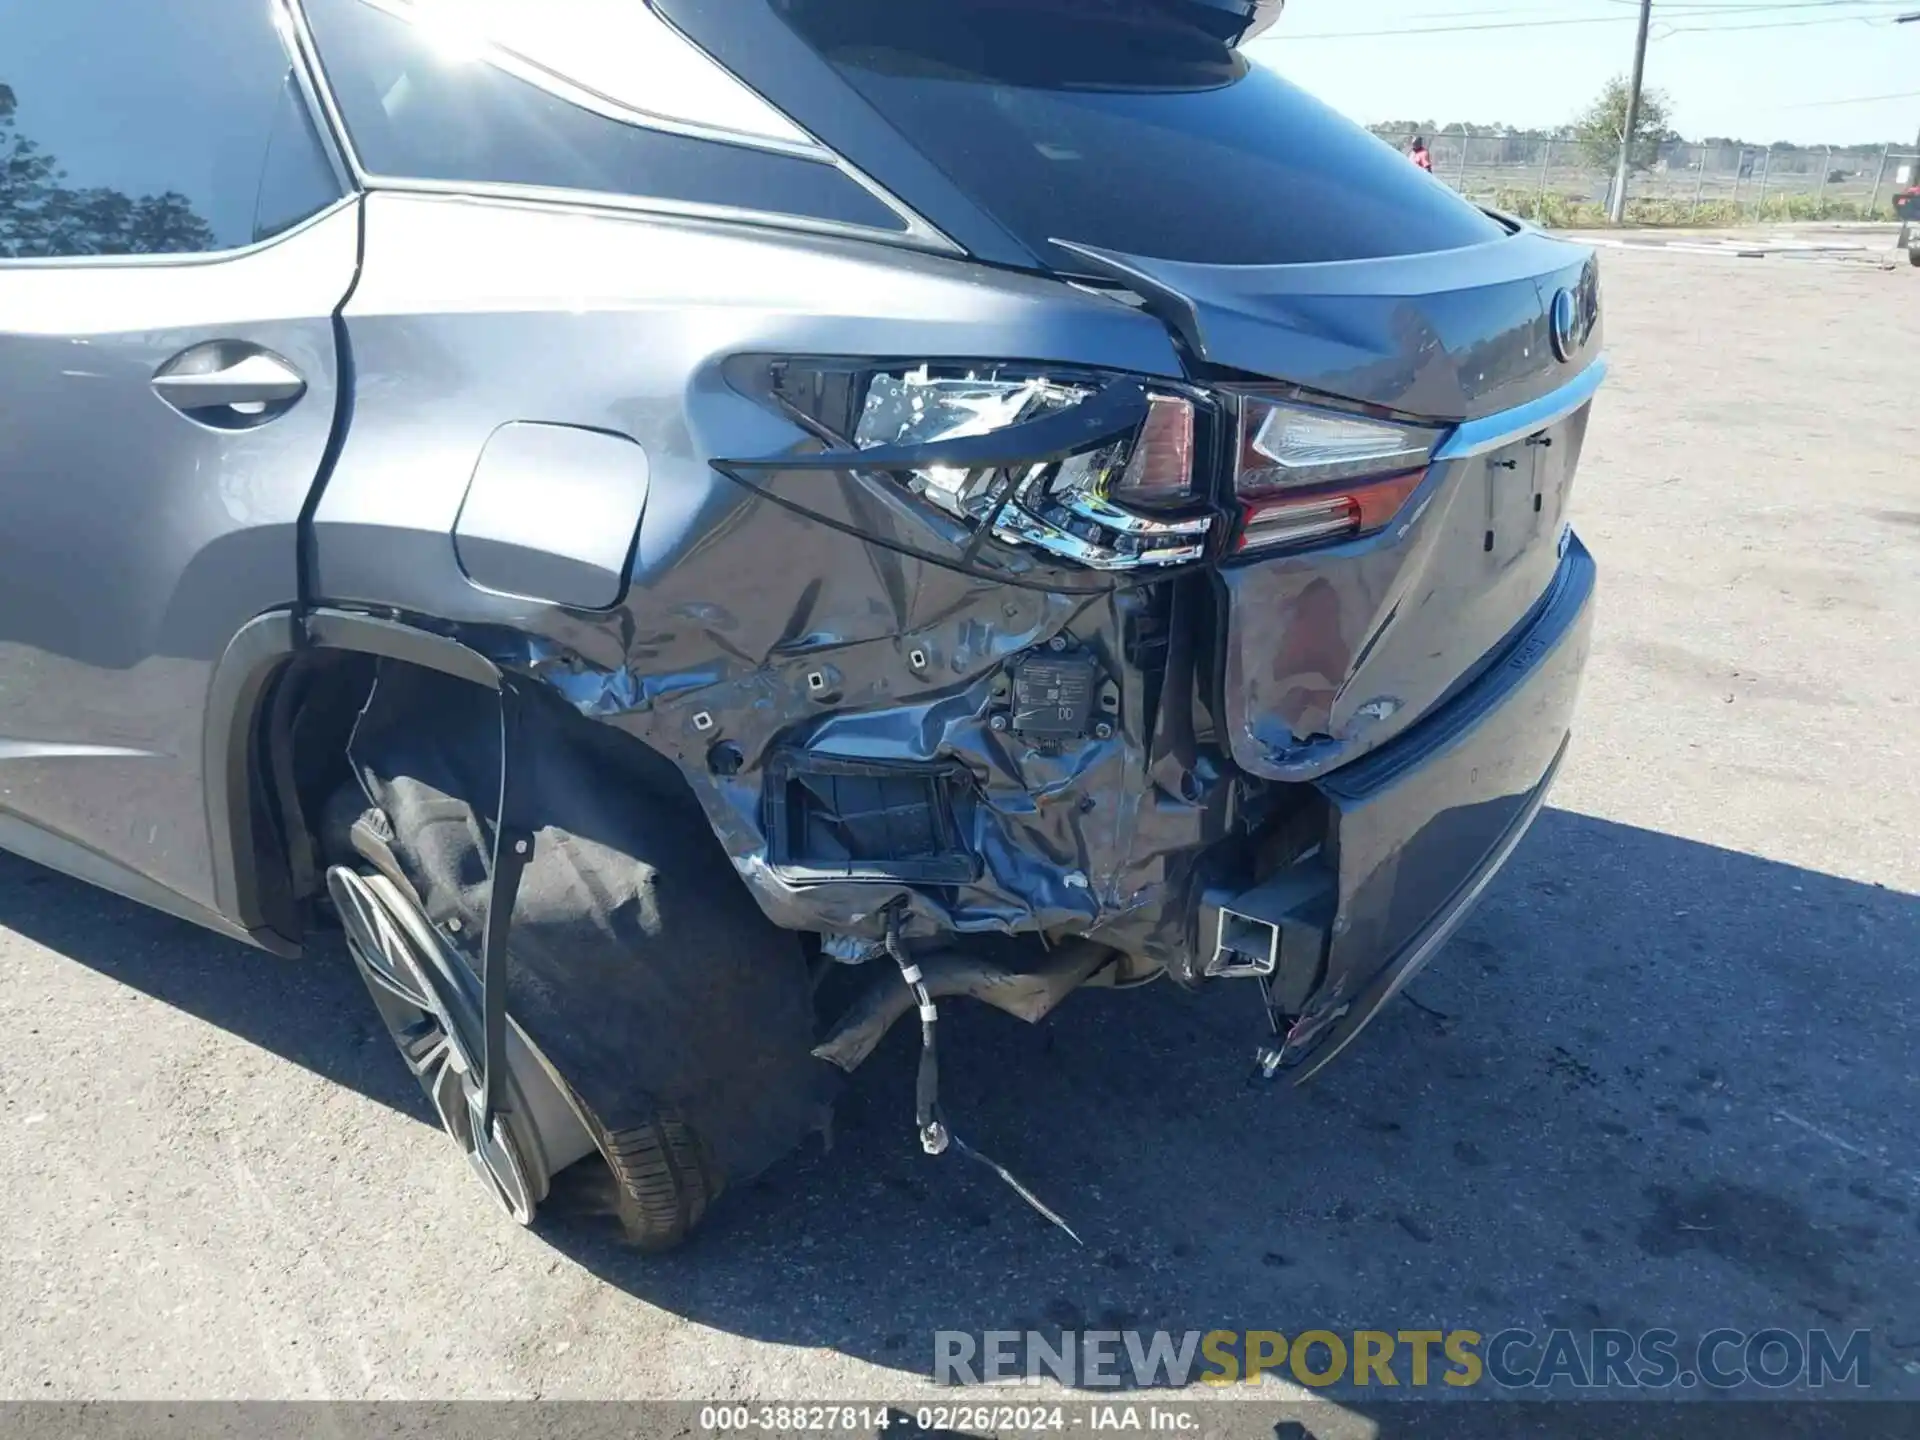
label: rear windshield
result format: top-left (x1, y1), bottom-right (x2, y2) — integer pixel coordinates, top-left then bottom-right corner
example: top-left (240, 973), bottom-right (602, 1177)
top-left (765, 0), bottom-right (1506, 269)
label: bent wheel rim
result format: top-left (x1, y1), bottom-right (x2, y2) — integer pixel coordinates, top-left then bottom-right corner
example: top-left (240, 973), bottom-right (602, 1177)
top-left (330, 867), bottom-right (537, 1225)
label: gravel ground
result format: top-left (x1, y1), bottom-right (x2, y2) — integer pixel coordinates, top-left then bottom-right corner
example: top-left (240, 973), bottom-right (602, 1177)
top-left (0, 244), bottom-right (1916, 1406)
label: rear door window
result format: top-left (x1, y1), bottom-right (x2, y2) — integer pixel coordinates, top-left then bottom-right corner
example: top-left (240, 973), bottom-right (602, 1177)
top-left (0, 0), bottom-right (340, 259)
top-left (712, 0), bottom-right (1507, 270)
top-left (301, 0), bottom-right (905, 233)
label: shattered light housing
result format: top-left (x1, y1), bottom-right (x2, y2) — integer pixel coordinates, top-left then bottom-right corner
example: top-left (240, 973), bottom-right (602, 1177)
top-left (802, 362), bottom-right (1216, 570)
top-left (744, 361), bottom-right (1447, 568)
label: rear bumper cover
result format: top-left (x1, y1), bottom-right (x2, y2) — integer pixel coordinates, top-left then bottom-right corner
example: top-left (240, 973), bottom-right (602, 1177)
top-left (515, 526), bottom-right (1594, 1035)
top-left (1287, 527), bottom-right (1597, 1076)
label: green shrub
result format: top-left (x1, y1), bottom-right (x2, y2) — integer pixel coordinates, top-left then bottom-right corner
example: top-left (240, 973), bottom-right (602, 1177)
top-left (1480, 184), bottom-right (1896, 228)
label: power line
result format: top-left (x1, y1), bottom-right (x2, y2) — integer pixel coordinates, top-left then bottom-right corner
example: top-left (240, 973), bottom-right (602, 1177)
top-left (1662, 9), bottom-right (1911, 25)
top-left (1782, 87), bottom-right (1920, 104)
top-left (1275, 0), bottom-right (1913, 39)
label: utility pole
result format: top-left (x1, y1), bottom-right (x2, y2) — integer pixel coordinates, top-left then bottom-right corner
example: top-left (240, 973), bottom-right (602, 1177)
top-left (1902, 15), bottom-right (1919, 203)
top-left (1609, 0), bottom-right (1655, 223)
top-left (1902, 15), bottom-right (1919, 142)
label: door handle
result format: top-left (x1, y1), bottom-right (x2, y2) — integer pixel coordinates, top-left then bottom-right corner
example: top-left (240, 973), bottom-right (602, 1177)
top-left (152, 348), bottom-right (307, 416)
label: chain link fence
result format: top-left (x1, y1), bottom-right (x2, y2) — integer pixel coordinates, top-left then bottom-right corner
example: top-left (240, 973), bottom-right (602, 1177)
top-left (1378, 131), bottom-right (1920, 227)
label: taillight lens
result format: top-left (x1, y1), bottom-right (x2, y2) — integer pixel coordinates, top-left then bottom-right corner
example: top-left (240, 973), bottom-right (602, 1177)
top-left (1229, 393), bottom-right (1440, 554)
top-left (846, 365), bottom-right (1213, 570)
top-left (743, 362), bottom-right (1449, 568)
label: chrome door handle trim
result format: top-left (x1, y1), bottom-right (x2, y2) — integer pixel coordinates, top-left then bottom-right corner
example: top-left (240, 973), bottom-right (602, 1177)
top-left (152, 352), bottom-right (307, 410)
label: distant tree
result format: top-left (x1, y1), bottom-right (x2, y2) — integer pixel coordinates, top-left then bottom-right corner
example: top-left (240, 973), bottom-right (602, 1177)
top-left (123, 192), bottom-right (215, 254)
top-left (1372, 119), bottom-right (1438, 137)
top-left (1573, 76), bottom-right (1677, 174)
top-left (0, 82), bottom-right (62, 253)
top-left (0, 78), bottom-right (214, 257)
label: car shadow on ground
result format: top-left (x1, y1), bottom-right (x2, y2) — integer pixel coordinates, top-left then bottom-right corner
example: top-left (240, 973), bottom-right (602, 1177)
top-left (5, 806), bottom-right (1917, 1396)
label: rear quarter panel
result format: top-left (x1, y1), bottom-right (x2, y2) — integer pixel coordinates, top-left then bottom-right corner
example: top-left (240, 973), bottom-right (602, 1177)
top-left (311, 190), bottom-right (1185, 644)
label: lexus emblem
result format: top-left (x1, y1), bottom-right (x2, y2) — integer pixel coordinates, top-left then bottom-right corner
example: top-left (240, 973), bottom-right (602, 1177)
top-left (1550, 287), bottom-right (1580, 363)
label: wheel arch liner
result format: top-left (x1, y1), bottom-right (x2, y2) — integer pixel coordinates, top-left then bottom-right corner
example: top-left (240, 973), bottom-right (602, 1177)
top-left (343, 661), bottom-right (836, 1184)
top-left (205, 607), bottom-right (503, 942)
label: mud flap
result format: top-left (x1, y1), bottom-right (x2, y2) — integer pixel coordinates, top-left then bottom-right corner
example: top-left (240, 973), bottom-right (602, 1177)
top-left (347, 663), bottom-right (836, 1186)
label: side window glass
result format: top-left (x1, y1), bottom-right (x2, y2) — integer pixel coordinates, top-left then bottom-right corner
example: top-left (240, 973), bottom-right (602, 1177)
top-left (451, 0), bottom-right (813, 152)
top-left (0, 0), bottom-right (340, 259)
top-left (255, 71), bottom-right (346, 244)
top-left (302, 0), bottom-right (904, 232)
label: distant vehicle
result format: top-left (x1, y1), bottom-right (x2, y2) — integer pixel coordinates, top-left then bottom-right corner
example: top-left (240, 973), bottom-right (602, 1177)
top-left (1896, 186), bottom-right (1920, 267)
top-left (0, 0), bottom-right (1605, 1249)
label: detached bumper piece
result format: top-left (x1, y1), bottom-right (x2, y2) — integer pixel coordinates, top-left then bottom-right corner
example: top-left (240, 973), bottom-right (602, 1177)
top-left (1269, 534), bottom-right (1598, 1080)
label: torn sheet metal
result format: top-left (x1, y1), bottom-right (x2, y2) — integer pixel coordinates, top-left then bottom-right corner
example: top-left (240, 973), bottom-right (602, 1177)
top-left (428, 453), bottom-right (1292, 983)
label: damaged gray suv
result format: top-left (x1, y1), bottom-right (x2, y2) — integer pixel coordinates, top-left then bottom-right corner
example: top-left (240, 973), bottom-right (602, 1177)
top-left (0, 0), bottom-right (1603, 1248)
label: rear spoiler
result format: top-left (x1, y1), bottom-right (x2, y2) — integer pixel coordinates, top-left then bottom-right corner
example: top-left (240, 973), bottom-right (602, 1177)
top-left (1052, 230), bottom-right (1603, 421)
top-left (1180, 0), bottom-right (1284, 44)
top-left (1037, 0), bottom-right (1284, 44)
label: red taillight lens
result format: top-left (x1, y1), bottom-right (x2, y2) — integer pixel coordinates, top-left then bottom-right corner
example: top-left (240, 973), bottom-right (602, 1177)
top-left (1235, 470), bottom-right (1427, 553)
top-left (1228, 392), bottom-right (1440, 554)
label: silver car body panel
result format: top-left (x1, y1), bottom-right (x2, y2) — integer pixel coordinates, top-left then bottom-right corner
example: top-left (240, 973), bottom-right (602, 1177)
top-left (293, 188), bottom-right (1598, 980)
top-left (0, 0), bottom-right (1600, 1057)
top-left (310, 189), bottom-right (1185, 620)
top-left (0, 200), bottom-right (360, 910)
top-left (306, 191), bottom-right (1235, 958)
top-left (453, 421), bottom-right (651, 609)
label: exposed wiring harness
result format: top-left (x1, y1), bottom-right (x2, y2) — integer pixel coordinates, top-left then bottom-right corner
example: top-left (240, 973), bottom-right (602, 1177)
top-left (882, 904), bottom-right (1081, 1245)
top-left (883, 904), bottom-right (948, 1156)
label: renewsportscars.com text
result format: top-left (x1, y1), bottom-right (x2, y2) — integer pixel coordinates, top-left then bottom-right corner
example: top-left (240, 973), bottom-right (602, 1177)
top-left (934, 1327), bottom-right (1872, 1390)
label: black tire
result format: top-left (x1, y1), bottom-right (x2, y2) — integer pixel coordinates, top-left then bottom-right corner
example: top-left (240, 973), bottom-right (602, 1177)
top-left (342, 663), bottom-right (835, 1251)
top-left (589, 1102), bottom-right (723, 1251)
top-left (342, 823), bottom-right (727, 1251)
top-left (1909, 246), bottom-right (1920, 268)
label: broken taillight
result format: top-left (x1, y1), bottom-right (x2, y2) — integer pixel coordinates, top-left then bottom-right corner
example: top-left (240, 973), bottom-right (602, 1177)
top-left (763, 361), bottom-right (1219, 570)
top-left (740, 360), bottom-right (1451, 569)
top-left (1227, 392), bottom-right (1440, 554)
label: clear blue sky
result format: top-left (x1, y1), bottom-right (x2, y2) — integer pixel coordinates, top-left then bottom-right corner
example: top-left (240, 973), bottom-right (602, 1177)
top-left (1244, 0), bottom-right (1920, 147)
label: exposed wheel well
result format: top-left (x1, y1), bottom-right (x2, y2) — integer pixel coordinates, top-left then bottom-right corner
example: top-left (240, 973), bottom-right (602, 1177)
top-left (222, 645), bottom-right (371, 946)
top-left (221, 612), bottom-right (708, 950)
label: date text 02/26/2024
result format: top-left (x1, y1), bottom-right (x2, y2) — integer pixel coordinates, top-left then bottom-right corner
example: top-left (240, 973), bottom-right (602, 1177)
top-left (697, 1405), bottom-right (1197, 1433)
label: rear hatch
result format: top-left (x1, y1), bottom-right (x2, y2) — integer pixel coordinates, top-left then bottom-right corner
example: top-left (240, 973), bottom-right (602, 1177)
top-left (656, 0), bottom-right (1507, 272)
top-left (1066, 232), bottom-right (1604, 778)
top-left (663, 0), bottom-right (1603, 773)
